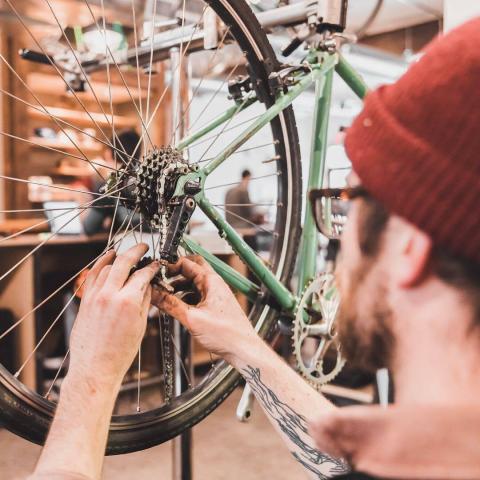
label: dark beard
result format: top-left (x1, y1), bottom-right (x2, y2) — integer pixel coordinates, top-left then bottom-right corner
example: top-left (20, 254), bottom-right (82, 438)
top-left (333, 197), bottom-right (394, 373)
top-left (336, 264), bottom-right (395, 374)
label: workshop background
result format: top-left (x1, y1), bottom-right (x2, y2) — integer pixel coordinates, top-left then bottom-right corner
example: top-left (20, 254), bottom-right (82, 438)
top-left (0, 0), bottom-right (474, 479)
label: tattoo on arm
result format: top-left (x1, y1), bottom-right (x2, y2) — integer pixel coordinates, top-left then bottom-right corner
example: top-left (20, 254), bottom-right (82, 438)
top-left (242, 366), bottom-right (349, 479)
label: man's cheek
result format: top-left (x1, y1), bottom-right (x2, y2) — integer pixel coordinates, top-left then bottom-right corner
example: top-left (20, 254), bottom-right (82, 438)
top-left (335, 250), bottom-right (350, 294)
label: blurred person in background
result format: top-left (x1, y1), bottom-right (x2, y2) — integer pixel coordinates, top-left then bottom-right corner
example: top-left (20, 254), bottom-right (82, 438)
top-left (225, 169), bottom-right (262, 251)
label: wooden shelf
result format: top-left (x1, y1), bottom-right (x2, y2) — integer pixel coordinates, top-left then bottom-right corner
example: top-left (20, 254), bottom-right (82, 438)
top-left (28, 137), bottom-right (103, 155)
top-left (28, 105), bottom-right (138, 129)
top-left (28, 72), bottom-right (147, 105)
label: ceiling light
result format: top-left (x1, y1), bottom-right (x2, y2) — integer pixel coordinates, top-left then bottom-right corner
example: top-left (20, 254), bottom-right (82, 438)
top-left (82, 19), bottom-right (126, 55)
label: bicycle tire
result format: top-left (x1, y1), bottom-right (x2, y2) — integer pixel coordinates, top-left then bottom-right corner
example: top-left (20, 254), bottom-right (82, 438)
top-left (0, 0), bottom-right (302, 454)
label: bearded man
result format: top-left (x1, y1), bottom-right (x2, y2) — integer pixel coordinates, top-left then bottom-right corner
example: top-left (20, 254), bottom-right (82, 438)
top-left (30, 16), bottom-right (479, 480)
top-left (154, 17), bottom-right (480, 479)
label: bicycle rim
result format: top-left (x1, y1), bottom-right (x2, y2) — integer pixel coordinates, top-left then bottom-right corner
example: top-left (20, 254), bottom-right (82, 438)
top-left (0, 0), bottom-right (302, 453)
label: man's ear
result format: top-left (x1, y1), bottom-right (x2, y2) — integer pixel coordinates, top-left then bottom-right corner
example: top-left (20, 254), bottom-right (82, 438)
top-left (391, 219), bottom-right (433, 288)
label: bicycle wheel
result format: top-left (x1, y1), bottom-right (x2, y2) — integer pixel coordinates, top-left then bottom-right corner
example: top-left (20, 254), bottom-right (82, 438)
top-left (0, 0), bottom-right (302, 453)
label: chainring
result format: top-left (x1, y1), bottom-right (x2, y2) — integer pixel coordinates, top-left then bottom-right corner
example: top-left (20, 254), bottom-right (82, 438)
top-left (293, 273), bottom-right (346, 387)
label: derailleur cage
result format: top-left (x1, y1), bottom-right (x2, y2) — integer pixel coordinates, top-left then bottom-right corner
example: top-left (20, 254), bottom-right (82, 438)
top-left (159, 194), bottom-right (197, 264)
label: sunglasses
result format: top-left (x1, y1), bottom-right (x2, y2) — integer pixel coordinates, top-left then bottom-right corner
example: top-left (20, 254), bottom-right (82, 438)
top-left (308, 186), bottom-right (370, 240)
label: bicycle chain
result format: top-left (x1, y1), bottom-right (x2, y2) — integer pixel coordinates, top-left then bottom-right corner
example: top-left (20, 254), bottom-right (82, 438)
top-left (160, 313), bottom-right (174, 403)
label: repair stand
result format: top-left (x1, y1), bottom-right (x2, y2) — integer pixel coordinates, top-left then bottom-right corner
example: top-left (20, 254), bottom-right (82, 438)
top-left (172, 321), bottom-right (193, 480)
top-left (169, 46), bottom-right (193, 480)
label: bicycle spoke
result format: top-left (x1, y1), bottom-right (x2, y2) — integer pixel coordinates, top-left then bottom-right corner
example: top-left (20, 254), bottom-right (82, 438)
top-left (217, 142), bottom-right (277, 156)
top-left (0, 184), bottom-right (127, 245)
top-left (4, 0), bottom-right (126, 159)
top-left (196, 141), bottom-right (277, 165)
top-left (170, 333), bottom-right (193, 390)
top-left (0, 210), bottom-right (140, 343)
top-left (106, 172), bottom-right (133, 249)
top-left (215, 205), bottom-right (275, 235)
top-left (189, 113), bottom-right (263, 150)
top-left (169, 0), bottom-right (187, 145)
top-left (205, 172), bottom-right (280, 191)
top-left (13, 210), bottom-right (140, 378)
top-left (144, 0), bottom-right (158, 142)
top-left (100, 0), bottom-right (118, 173)
top-left (0, 174), bottom-right (127, 200)
top-left (136, 345), bottom-right (142, 413)
top-left (131, 0), bottom-right (145, 142)
top-left (107, 198), bottom-right (122, 246)
top-left (14, 279), bottom-right (86, 378)
top-left (170, 27), bottom-right (231, 144)
top-left (0, 88), bottom-right (136, 163)
top-left (82, 0), bottom-right (155, 150)
top-left (214, 203), bottom-right (277, 207)
top-left (0, 131), bottom-right (117, 173)
top-left (0, 206), bottom-right (111, 214)
top-left (44, 349), bottom-right (70, 399)
top-left (195, 93), bottom-right (253, 164)
top-left (188, 61), bottom-right (241, 134)
top-left (0, 53), bottom-right (106, 180)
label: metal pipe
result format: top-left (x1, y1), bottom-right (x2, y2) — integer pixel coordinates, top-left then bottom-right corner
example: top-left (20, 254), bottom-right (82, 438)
top-left (170, 46), bottom-right (193, 480)
top-left (256, 0), bottom-right (318, 29)
top-left (198, 196), bottom-right (296, 312)
top-left (335, 54), bottom-right (369, 99)
top-left (202, 56), bottom-right (337, 176)
top-left (182, 237), bottom-right (260, 302)
top-left (297, 68), bottom-right (334, 294)
top-left (177, 97), bottom-right (257, 151)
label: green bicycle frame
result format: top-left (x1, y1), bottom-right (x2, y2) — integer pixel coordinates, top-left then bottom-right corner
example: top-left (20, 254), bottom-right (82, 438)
top-left (180, 51), bottom-right (368, 315)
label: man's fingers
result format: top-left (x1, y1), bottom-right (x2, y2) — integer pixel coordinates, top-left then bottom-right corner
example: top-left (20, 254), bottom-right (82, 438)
top-left (186, 255), bottom-right (214, 272)
top-left (95, 265), bottom-right (112, 289)
top-left (141, 285), bottom-right (152, 318)
top-left (124, 261), bottom-right (159, 294)
top-left (85, 250), bottom-right (115, 287)
top-left (166, 257), bottom-right (212, 290)
top-left (167, 255), bottom-right (214, 276)
top-left (106, 244), bottom-right (149, 289)
top-left (152, 289), bottom-right (190, 327)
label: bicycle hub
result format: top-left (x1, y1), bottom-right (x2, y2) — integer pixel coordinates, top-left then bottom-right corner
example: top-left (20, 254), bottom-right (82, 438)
top-left (106, 146), bottom-right (201, 264)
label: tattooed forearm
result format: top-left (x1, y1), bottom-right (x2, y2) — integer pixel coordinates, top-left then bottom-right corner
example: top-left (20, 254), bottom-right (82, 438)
top-left (242, 366), bottom-right (349, 479)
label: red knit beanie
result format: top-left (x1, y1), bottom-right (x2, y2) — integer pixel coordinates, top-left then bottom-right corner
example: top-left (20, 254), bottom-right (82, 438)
top-left (345, 18), bottom-right (480, 264)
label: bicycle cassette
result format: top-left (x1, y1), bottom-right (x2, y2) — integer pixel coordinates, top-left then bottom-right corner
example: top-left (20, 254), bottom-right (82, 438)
top-left (293, 273), bottom-right (345, 387)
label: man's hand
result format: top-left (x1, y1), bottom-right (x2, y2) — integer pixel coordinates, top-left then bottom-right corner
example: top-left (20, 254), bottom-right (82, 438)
top-left (152, 255), bottom-right (343, 480)
top-left (152, 255), bottom-right (259, 365)
top-left (31, 244), bottom-right (159, 480)
top-left (68, 243), bottom-right (159, 389)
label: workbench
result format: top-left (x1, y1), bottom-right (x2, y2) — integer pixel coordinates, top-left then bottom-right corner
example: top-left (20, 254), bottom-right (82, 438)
top-left (0, 233), bottom-right (108, 390)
